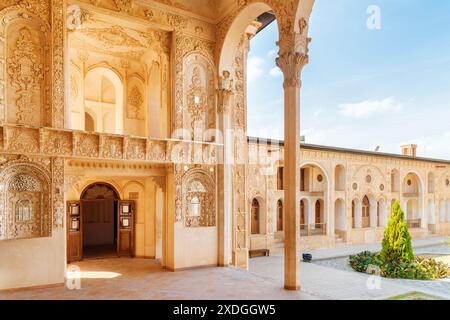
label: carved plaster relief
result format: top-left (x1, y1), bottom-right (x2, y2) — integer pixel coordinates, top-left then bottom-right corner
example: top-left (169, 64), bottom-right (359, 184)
top-left (182, 53), bottom-right (216, 138)
top-left (0, 160), bottom-right (51, 240)
top-left (6, 23), bottom-right (47, 126)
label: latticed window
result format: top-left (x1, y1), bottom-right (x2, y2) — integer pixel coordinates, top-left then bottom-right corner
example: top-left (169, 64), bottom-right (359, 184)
top-left (189, 197), bottom-right (201, 217)
top-left (16, 199), bottom-right (33, 222)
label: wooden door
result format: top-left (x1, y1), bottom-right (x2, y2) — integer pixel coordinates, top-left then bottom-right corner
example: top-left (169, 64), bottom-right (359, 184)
top-left (117, 200), bottom-right (135, 257)
top-left (67, 201), bottom-right (82, 263)
top-left (251, 199), bottom-right (260, 235)
top-left (362, 197), bottom-right (370, 228)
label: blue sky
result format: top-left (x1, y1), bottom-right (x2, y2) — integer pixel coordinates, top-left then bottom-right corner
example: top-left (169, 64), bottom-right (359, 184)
top-left (247, 0), bottom-right (450, 159)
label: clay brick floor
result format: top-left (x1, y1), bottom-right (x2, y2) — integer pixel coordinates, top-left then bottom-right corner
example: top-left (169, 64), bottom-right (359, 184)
top-left (0, 258), bottom-right (319, 300)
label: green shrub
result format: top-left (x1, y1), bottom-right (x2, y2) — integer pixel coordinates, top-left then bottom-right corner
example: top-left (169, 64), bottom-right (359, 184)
top-left (381, 201), bottom-right (414, 263)
top-left (349, 251), bottom-right (382, 273)
top-left (414, 257), bottom-right (450, 279)
top-left (349, 251), bottom-right (450, 280)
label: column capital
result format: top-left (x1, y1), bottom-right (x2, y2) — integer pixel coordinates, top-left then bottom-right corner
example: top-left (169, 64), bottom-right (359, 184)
top-left (217, 70), bottom-right (234, 115)
top-left (276, 52), bottom-right (309, 88)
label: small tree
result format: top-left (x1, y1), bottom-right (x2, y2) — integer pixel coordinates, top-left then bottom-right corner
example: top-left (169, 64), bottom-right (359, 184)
top-left (380, 200), bottom-right (414, 263)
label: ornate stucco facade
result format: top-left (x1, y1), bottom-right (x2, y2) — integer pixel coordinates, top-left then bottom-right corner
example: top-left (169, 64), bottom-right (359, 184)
top-left (0, 0), bottom-right (448, 292)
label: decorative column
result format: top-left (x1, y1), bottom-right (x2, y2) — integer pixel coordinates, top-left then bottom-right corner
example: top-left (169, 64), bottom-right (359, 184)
top-left (51, 0), bottom-right (66, 128)
top-left (217, 71), bottom-right (234, 267)
top-left (276, 51), bottom-right (308, 290)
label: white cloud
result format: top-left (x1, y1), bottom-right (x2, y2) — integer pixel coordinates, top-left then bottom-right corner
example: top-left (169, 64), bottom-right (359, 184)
top-left (267, 49), bottom-right (277, 58)
top-left (269, 67), bottom-right (282, 77)
top-left (247, 56), bottom-right (265, 82)
top-left (338, 97), bottom-right (403, 119)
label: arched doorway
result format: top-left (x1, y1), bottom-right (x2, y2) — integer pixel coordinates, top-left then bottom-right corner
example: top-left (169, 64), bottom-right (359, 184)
top-left (362, 196), bottom-right (370, 228)
top-left (81, 183), bottom-right (120, 259)
top-left (251, 198), bottom-right (260, 235)
top-left (67, 182), bottom-right (136, 262)
top-left (276, 199), bottom-right (283, 231)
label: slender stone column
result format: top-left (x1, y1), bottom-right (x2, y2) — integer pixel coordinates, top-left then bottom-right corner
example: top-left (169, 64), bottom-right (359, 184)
top-left (217, 71), bottom-right (233, 267)
top-left (276, 52), bottom-right (308, 290)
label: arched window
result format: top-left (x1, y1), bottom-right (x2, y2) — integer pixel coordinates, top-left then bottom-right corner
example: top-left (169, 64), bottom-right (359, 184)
top-left (85, 112), bottom-right (95, 132)
top-left (276, 200), bottom-right (283, 231)
top-left (362, 196), bottom-right (370, 228)
top-left (315, 200), bottom-right (322, 224)
top-left (251, 198), bottom-right (260, 235)
top-left (277, 167), bottom-right (284, 190)
top-left (16, 199), bottom-right (33, 222)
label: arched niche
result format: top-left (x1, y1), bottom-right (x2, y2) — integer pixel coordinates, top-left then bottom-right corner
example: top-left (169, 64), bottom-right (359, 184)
top-left (0, 162), bottom-right (51, 240)
top-left (3, 13), bottom-right (50, 127)
top-left (403, 172), bottom-right (422, 196)
top-left (335, 165), bottom-right (346, 191)
top-left (182, 170), bottom-right (216, 228)
top-left (182, 52), bottom-right (216, 140)
top-left (84, 66), bottom-right (124, 134)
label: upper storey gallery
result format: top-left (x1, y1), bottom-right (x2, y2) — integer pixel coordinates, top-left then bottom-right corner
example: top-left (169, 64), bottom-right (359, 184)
top-left (0, 0), bottom-right (229, 141)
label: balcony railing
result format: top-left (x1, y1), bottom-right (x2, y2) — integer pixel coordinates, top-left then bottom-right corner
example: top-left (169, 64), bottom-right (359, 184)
top-left (0, 124), bottom-right (220, 165)
top-left (406, 219), bottom-right (421, 229)
top-left (300, 223), bottom-right (327, 236)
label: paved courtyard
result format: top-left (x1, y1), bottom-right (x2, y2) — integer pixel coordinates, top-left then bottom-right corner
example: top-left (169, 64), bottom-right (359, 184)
top-left (1, 236), bottom-right (448, 300)
top-left (0, 258), bottom-right (318, 300)
top-left (250, 236), bottom-right (450, 300)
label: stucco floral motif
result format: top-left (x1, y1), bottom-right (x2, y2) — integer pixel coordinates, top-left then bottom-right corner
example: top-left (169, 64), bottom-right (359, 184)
top-left (147, 141), bottom-right (167, 162)
top-left (42, 131), bottom-right (72, 156)
top-left (127, 85), bottom-right (144, 120)
top-left (52, 157), bottom-right (64, 228)
top-left (101, 136), bottom-right (124, 159)
top-left (114, 0), bottom-right (133, 12)
top-left (126, 138), bottom-right (146, 160)
top-left (73, 133), bottom-right (99, 157)
top-left (82, 26), bottom-right (145, 49)
top-left (6, 127), bottom-right (40, 154)
top-left (187, 67), bottom-right (207, 129)
top-left (7, 27), bottom-right (44, 126)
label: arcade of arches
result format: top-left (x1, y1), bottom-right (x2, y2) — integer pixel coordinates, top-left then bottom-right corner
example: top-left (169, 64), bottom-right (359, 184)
top-left (0, 0), bottom-right (449, 293)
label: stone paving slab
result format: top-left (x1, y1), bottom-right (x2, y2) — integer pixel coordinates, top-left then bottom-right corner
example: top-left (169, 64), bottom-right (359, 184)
top-left (0, 258), bottom-right (319, 300)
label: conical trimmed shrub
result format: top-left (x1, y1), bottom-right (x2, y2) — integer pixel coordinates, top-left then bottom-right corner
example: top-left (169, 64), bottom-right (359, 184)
top-left (380, 200), bottom-right (414, 263)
